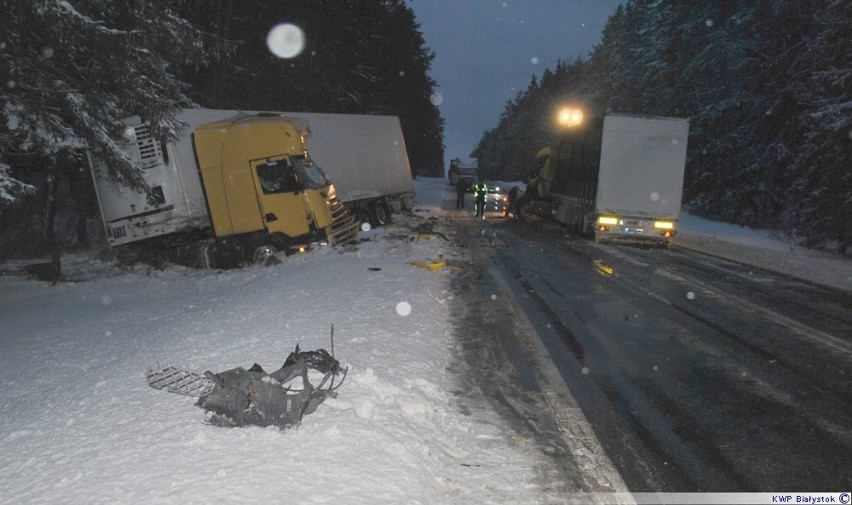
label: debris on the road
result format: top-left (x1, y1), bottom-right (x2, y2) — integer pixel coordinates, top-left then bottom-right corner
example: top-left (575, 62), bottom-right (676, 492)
top-left (594, 260), bottom-right (614, 276)
top-left (146, 345), bottom-right (346, 429)
top-left (410, 259), bottom-right (446, 271)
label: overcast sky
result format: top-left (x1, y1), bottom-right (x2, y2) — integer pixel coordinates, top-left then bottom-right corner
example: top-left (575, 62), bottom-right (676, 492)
top-left (407, 0), bottom-right (623, 170)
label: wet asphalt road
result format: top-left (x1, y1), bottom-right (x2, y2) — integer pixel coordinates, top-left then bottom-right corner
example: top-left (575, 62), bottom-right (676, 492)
top-left (447, 213), bottom-right (851, 492)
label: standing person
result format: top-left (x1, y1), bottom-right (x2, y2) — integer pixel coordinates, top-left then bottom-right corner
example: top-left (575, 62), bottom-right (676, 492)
top-left (456, 178), bottom-right (468, 209)
top-left (473, 179), bottom-right (488, 219)
top-left (507, 186), bottom-right (519, 219)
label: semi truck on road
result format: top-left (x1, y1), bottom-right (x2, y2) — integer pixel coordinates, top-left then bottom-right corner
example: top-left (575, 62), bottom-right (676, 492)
top-left (448, 158), bottom-right (478, 188)
top-left (522, 113), bottom-right (689, 247)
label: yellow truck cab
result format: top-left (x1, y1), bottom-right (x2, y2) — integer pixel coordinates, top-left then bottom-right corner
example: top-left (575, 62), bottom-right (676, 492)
top-left (193, 114), bottom-right (342, 246)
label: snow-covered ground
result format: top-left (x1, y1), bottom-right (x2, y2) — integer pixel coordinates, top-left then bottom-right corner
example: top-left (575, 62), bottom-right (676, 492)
top-left (0, 178), bottom-right (849, 505)
top-left (676, 210), bottom-right (852, 293)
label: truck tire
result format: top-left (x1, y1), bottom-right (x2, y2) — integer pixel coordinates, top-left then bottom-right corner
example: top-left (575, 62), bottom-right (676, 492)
top-left (370, 201), bottom-right (391, 226)
top-left (356, 207), bottom-right (371, 226)
top-left (250, 243), bottom-right (280, 266)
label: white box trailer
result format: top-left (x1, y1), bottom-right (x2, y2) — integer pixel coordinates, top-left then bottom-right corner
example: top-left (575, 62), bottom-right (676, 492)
top-left (530, 113), bottom-right (689, 247)
top-left (288, 112), bottom-right (415, 226)
top-left (594, 114), bottom-right (689, 232)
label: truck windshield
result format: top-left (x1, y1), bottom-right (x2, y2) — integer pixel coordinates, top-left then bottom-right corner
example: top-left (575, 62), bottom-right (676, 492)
top-left (293, 156), bottom-right (329, 190)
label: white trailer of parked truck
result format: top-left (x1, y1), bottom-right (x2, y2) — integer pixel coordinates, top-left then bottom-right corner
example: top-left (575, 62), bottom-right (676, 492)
top-left (525, 113), bottom-right (689, 247)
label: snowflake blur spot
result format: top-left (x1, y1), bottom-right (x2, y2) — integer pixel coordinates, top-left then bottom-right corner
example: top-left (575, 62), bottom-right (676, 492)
top-left (581, 367), bottom-right (590, 375)
top-left (100, 295), bottom-right (112, 306)
top-left (705, 19), bottom-right (714, 27)
top-left (490, 294), bottom-right (497, 300)
top-left (430, 92), bottom-right (443, 106)
top-left (531, 56), bottom-right (539, 65)
top-left (686, 291), bottom-right (696, 300)
top-left (6, 80), bottom-right (15, 89)
top-left (361, 222), bottom-right (372, 232)
top-left (650, 192), bottom-right (660, 202)
top-left (267, 23), bottom-right (305, 59)
top-left (399, 70), bottom-right (405, 77)
top-left (395, 301), bottom-right (412, 317)
top-left (41, 46), bottom-right (54, 59)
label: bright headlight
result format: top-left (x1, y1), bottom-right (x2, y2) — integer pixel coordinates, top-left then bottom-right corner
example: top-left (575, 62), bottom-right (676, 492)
top-left (654, 220), bottom-right (674, 230)
top-left (598, 216), bottom-right (618, 225)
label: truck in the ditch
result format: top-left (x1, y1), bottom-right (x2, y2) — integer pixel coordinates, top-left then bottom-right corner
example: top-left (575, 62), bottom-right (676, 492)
top-left (88, 109), bottom-right (387, 268)
top-left (521, 112), bottom-right (689, 248)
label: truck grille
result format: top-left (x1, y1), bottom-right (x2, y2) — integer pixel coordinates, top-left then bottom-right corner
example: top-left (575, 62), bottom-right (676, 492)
top-left (326, 199), bottom-right (360, 246)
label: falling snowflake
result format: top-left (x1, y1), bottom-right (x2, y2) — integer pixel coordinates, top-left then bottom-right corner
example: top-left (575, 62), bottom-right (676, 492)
top-left (396, 301), bottom-right (412, 317)
top-left (267, 23), bottom-right (305, 59)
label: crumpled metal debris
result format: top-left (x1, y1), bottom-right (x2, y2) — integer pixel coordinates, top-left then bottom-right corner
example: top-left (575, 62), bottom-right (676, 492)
top-left (147, 346), bottom-right (346, 429)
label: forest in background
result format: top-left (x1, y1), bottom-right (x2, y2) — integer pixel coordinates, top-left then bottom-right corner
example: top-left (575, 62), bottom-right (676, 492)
top-left (0, 0), bottom-right (444, 260)
top-left (473, 0), bottom-right (849, 253)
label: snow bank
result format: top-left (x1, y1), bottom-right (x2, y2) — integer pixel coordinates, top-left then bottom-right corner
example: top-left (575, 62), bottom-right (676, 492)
top-left (0, 178), bottom-right (559, 505)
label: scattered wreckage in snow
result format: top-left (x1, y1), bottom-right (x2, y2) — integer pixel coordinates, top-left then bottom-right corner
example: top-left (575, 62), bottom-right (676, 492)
top-left (146, 345), bottom-right (346, 429)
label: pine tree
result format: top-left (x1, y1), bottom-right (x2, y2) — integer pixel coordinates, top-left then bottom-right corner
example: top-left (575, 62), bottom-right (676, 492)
top-left (1, 0), bottom-right (229, 190)
top-left (177, 0), bottom-right (445, 176)
top-left (784, 0), bottom-right (852, 252)
top-left (0, 0), bottom-right (228, 260)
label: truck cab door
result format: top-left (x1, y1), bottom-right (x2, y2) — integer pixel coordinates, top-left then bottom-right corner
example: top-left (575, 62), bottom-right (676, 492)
top-left (250, 157), bottom-right (311, 238)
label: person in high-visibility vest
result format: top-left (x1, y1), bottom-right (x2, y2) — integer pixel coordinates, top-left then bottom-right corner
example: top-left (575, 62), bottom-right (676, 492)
top-left (473, 180), bottom-right (488, 218)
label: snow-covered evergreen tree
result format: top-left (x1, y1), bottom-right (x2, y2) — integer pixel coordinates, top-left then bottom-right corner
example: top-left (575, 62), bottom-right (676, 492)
top-left (177, 0), bottom-right (445, 176)
top-left (0, 0), bottom-right (230, 196)
top-left (472, 0), bottom-right (849, 251)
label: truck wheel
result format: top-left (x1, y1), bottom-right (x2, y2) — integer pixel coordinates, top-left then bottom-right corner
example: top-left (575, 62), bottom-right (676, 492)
top-left (370, 201), bottom-right (391, 226)
top-left (251, 244), bottom-right (279, 266)
top-left (356, 207), bottom-right (371, 226)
